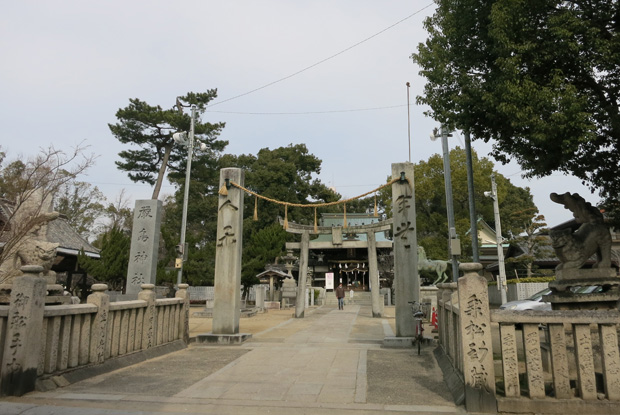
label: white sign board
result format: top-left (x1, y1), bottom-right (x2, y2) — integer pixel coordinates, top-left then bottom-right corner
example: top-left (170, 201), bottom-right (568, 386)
top-left (325, 272), bottom-right (334, 290)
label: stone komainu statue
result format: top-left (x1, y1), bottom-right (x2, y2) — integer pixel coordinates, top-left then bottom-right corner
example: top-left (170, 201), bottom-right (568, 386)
top-left (549, 192), bottom-right (612, 270)
top-left (0, 189), bottom-right (59, 284)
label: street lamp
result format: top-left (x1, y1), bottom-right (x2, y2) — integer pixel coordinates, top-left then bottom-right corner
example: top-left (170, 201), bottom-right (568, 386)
top-left (173, 104), bottom-right (204, 286)
top-left (484, 174), bottom-right (508, 304)
top-left (431, 125), bottom-right (461, 281)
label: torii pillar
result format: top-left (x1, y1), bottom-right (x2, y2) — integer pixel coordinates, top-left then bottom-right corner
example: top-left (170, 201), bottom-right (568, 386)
top-left (294, 231), bottom-right (310, 318)
top-left (392, 162), bottom-right (419, 337)
top-left (197, 168), bottom-right (251, 344)
top-left (367, 230), bottom-right (384, 317)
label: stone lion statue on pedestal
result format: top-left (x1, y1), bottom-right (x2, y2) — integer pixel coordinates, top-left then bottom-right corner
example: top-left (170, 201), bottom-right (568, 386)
top-left (549, 192), bottom-right (611, 271)
top-left (0, 189), bottom-right (59, 284)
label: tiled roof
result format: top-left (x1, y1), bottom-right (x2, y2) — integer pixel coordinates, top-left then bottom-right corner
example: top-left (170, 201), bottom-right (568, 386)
top-left (46, 216), bottom-right (100, 257)
top-left (0, 199), bottom-right (99, 258)
top-left (256, 269), bottom-right (289, 279)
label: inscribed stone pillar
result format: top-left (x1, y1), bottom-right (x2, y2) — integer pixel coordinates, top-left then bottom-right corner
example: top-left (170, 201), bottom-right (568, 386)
top-left (269, 276), bottom-right (275, 301)
top-left (295, 231), bottom-right (310, 318)
top-left (212, 168), bottom-right (245, 334)
top-left (0, 268), bottom-right (46, 397)
top-left (126, 200), bottom-right (163, 296)
top-left (457, 263), bottom-right (496, 413)
top-left (367, 230), bottom-right (383, 317)
top-left (392, 162), bottom-right (419, 337)
top-left (254, 285), bottom-right (265, 309)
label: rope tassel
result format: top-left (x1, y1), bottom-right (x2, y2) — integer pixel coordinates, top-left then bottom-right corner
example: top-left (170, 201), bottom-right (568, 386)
top-left (314, 207), bottom-right (318, 233)
top-left (253, 195), bottom-right (258, 221)
top-left (374, 194), bottom-right (378, 217)
top-left (343, 203), bottom-right (347, 228)
top-left (283, 204), bottom-right (288, 229)
top-left (218, 184), bottom-right (228, 196)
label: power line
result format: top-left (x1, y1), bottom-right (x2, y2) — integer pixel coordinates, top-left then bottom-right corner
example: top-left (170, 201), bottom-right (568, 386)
top-left (207, 104), bottom-right (406, 116)
top-left (207, 3), bottom-right (435, 109)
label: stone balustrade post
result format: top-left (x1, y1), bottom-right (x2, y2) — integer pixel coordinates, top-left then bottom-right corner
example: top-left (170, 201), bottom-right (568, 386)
top-left (138, 284), bottom-right (157, 349)
top-left (436, 284), bottom-right (446, 347)
top-left (457, 263), bottom-right (496, 413)
top-left (0, 266), bottom-right (46, 397)
top-left (175, 283), bottom-right (190, 344)
top-left (87, 283), bottom-right (110, 364)
top-left (438, 283), bottom-right (456, 351)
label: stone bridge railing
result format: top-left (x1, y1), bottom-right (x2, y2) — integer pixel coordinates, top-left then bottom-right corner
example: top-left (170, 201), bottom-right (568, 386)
top-left (0, 276), bottom-right (190, 397)
top-left (437, 263), bottom-right (620, 414)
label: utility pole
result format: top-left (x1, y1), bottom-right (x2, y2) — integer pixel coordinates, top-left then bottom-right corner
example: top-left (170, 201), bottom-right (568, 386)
top-left (486, 174), bottom-right (507, 304)
top-left (464, 130), bottom-right (480, 263)
top-left (176, 105), bottom-right (197, 286)
top-left (406, 82), bottom-right (411, 162)
top-left (440, 125), bottom-right (460, 281)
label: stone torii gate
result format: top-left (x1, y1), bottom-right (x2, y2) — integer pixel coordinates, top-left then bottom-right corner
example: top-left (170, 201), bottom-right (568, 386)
top-left (282, 219), bottom-right (392, 318)
top-left (205, 164), bottom-right (418, 344)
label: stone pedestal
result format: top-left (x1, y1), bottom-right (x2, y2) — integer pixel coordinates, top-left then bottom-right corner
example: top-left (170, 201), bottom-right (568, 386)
top-left (0, 284), bottom-right (14, 304)
top-left (281, 276), bottom-right (297, 308)
top-left (546, 268), bottom-right (620, 310)
top-left (264, 301), bottom-right (280, 310)
top-left (196, 333), bottom-right (252, 345)
top-left (45, 283), bottom-right (71, 305)
top-left (0, 281), bottom-right (69, 306)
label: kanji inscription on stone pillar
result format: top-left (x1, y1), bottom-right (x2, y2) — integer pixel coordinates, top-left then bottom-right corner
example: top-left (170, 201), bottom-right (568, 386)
top-left (212, 168), bottom-right (245, 335)
top-left (126, 200), bottom-right (163, 296)
top-left (457, 263), bottom-right (496, 413)
top-left (391, 162), bottom-right (419, 337)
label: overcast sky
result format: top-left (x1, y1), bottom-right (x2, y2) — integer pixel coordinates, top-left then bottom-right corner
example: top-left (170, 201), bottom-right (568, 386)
top-left (1, 1), bottom-right (596, 226)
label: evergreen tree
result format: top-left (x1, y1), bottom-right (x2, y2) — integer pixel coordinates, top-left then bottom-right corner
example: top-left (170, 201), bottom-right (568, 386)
top-left (241, 223), bottom-right (287, 297)
top-left (159, 144), bottom-right (338, 287)
top-left (78, 226), bottom-right (130, 291)
top-left (110, 91), bottom-right (227, 199)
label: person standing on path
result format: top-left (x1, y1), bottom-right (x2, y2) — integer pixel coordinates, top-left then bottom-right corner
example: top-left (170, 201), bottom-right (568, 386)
top-left (335, 283), bottom-right (345, 310)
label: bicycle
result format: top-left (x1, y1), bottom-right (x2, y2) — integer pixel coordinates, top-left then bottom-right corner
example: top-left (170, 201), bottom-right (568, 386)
top-left (408, 301), bottom-right (430, 355)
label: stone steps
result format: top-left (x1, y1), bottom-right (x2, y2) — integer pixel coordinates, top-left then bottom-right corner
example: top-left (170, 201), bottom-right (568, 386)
top-left (324, 291), bottom-right (373, 306)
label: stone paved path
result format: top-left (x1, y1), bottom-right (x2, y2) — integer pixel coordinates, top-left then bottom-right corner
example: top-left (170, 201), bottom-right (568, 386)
top-left (0, 305), bottom-right (466, 415)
